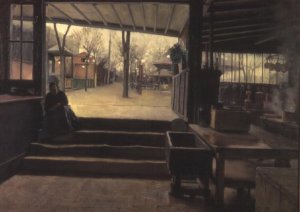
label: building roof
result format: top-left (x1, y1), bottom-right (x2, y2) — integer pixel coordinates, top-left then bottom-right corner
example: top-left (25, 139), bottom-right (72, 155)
top-left (48, 45), bottom-right (73, 56)
top-left (153, 59), bottom-right (172, 70)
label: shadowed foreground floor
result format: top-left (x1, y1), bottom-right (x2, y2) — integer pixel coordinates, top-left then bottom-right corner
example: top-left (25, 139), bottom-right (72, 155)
top-left (0, 175), bottom-right (215, 212)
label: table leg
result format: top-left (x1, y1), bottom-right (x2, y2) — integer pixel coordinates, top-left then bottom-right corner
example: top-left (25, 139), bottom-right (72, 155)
top-left (215, 153), bottom-right (225, 209)
top-left (170, 175), bottom-right (181, 197)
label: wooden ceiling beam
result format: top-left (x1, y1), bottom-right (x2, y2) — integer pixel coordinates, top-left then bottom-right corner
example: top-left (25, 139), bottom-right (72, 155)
top-left (45, 17), bottom-right (179, 37)
top-left (127, 4), bottom-right (136, 30)
top-left (203, 17), bottom-right (275, 28)
top-left (203, 7), bottom-right (276, 21)
top-left (165, 4), bottom-right (175, 34)
top-left (203, 27), bottom-right (275, 38)
top-left (141, 3), bottom-right (146, 31)
top-left (92, 3), bottom-right (108, 26)
top-left (212, 0), bottom-right (279, 12)
top-left (49, 3), bottom-right (74, 24)
top-left (71, 3), bottom-right (92, 25)
top-left (205, 34), bottom-right (266, 44)
top-left (154, 3), bottom-right (158, 33)
top-left (47, 0), bottom-right (189, 3)
top-left (202, 23), bottom-right (275, 34)
top-left (111, 4), bottom-right (123, 28)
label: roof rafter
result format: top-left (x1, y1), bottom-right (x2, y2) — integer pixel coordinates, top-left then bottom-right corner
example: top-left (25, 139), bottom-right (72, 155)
top-left (71, 3), bottom-right (92, 25)
top-left (49, 3), bottom-right (74, 23)
top-left (45, 16), bottom-right (179, 37)
top-left (203, 27), bottom-right (275, 38)
top-left (212, 0), bottom-right (279, 12)
top-left (141, 3), bottom-right (146, 31)
top-left (111, 4), bottom-right (123, 28)
top-left (165, 4), bottom-right (176, 34)
top-left (202, 23), bottom-right (274, 34)
top-left (203, 34), bottom-right (266, 44)
top-left (92, 3), bottom-right (108, 26)
top-left (154, 3), bottom-right (159, 33)
top-left (127, 4), bottom-right (136, 30)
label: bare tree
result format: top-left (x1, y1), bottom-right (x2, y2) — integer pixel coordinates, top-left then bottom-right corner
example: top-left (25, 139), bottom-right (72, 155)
top-left (239, 54), bottom-right (262, 83)
top-left (53, 23), bottom-right (71, 91)
top-left (71, 28), bottom-right (104, 91)
top-left (71, 27), bottom-right (103, 60)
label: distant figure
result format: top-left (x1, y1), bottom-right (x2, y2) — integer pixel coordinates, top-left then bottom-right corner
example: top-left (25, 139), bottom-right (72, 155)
top-left (43, 82), bottom-right (78, 138)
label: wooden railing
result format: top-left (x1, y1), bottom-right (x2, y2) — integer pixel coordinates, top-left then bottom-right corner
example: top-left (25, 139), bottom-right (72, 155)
top-left (172, 69), bottom-right (189, 120)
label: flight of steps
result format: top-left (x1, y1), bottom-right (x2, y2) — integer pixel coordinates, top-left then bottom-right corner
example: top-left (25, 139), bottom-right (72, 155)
top-left (20, 118), bottom-right (172, 179)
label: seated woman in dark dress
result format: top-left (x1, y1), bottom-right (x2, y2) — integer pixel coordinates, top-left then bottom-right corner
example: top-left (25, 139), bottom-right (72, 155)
top-left (44, 82), bottom-right (75, 137)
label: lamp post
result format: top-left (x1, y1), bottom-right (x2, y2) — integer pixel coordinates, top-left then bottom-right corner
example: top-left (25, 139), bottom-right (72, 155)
top-left (83, 56), bottom-right (96, 91)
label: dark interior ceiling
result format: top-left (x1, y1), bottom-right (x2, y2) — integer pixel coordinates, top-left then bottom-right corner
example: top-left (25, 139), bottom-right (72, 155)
top-left (41, 0), bottom-right (300, 53)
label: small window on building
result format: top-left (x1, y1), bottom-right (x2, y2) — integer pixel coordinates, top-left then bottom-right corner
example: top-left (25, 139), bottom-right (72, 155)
top-left (9, 4), bottom-right (34, 80)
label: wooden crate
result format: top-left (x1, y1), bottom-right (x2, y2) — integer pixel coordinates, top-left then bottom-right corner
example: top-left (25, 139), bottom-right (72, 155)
top-left (255, 167), bottom-right (298, 212)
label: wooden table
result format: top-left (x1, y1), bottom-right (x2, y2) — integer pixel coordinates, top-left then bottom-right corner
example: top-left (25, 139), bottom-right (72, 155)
top-left (189, 124), bottom-right (298, 209)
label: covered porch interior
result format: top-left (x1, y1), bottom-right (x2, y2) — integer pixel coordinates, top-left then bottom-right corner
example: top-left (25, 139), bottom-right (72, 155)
top-left (0, 0), bottom-right (299, 211)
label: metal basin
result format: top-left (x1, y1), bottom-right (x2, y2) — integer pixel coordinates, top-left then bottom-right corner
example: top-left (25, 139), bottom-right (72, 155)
top-left (166, 131), bottom-right (212, 176)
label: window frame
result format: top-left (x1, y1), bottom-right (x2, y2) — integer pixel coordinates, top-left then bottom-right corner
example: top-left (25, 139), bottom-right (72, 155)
top-left (9, 3), bottom-right (34, 81)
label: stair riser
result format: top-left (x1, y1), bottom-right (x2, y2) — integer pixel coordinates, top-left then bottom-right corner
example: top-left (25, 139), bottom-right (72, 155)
top-left (30, 146), bottom-right (166, 160)
top-left (22, 159), bottom-right (169, 178)
top-left (79, 118), bottom-right (171, 132)
top-left (55, 134), bottom-right (165, 147)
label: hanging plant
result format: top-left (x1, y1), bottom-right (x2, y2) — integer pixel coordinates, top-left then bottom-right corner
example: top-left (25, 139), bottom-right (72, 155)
top-left (168, 43), bottom-right (184, 64)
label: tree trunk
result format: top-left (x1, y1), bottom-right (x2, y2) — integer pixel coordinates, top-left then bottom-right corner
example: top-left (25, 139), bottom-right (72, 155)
top-left (122, 31), bottom-right (130, 98)
top-left (53, 23), bottom-right (71, 91)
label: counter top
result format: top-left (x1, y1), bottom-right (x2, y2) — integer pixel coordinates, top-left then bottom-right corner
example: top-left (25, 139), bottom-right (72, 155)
top-left (189, 124), bottom-right (297, 150)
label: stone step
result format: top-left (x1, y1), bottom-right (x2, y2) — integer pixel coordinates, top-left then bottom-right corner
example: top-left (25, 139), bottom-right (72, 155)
top-left (29, 143), bottom-right (166, 160)
top-left (78, 118), bottom-right (171, 132)
top-left (52, 131), bottom-right (166, 147)
top-left (21, 156), bottom-right (170, 178)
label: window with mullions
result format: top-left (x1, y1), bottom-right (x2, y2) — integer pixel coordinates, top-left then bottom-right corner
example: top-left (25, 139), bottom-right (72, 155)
top-left (10, 4), bottom-right (34, 80)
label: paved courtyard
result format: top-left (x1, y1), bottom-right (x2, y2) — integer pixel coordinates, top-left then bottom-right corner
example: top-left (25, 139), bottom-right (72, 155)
top-left (66, 82), bottom-right (178, 120)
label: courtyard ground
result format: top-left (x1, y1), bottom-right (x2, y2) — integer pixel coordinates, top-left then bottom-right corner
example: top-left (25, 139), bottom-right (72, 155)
top-left (66, 82), bottom-right (178, 121)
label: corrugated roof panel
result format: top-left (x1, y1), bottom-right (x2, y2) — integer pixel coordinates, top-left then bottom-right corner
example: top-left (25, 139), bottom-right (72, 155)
top-left (56, 3), bottom-right (83, 20)
top-left (143, 3), bottom-right (156, 31)
top-left (156, 3), bottom-right (170, 30)
top-left (170, 4), bottom-right (189, 32)
top-left (113, 3), bottom-right (132, 27)
top-left (74, 3), bottom-right (99, 23)
top-left (97, 3), bottom-right (119, 26)
top-left (130, 3), bottom-right (144, 30)
top-left (47, 4), bottom-right (66, 20)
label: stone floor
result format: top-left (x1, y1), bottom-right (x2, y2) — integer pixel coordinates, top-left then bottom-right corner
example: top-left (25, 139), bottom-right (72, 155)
top-left (66, 83), bottom-right (178, 120)
top-left (0, 175), bottom-right (216, 212)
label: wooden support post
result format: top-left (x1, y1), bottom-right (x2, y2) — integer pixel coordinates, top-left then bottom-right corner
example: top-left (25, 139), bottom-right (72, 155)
top-left (122, 30), bottom-right (130, 98)
top-left (246, 53), bottom-right (248, 84)
top-left (262, 53), bottom-right (264, 83)
top-left (230, 53), bottom-right (233, 83)
top-left (238, 54), bottom-right (241, 83)
top-left (33, 0), bottom-right (46, 96)
top-left (0, 2), bottom-right (9, 92)
top-left (222, 53), bottom-right (225, 82)
top-left (187, 0), bottom-right (203, 123)
top-left (254, 54), bottom-right (256, 84)
top-left (209, 3), bottom-right (214, 71)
